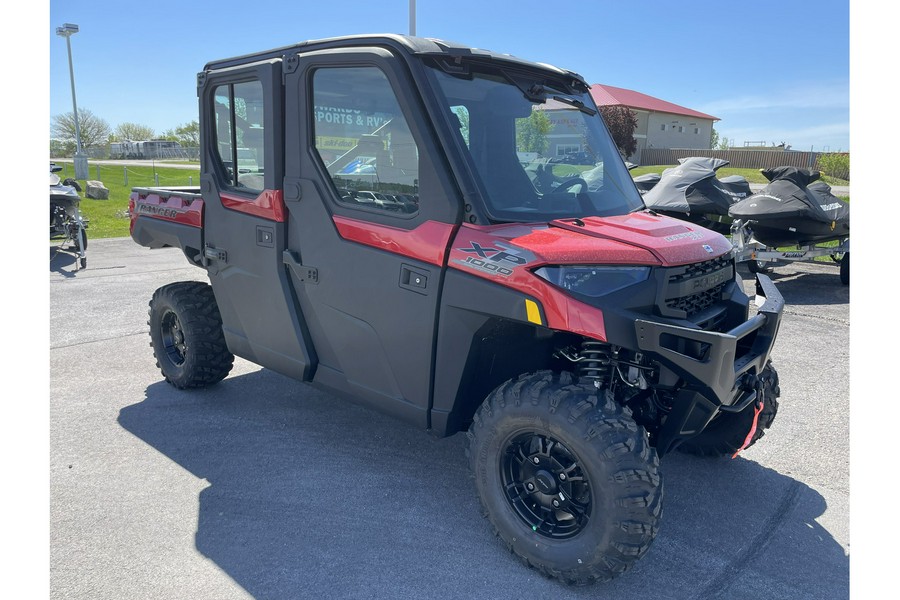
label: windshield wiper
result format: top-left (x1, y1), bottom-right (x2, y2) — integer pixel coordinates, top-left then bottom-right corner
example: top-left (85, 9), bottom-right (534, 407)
top-left (551, 95), bottom-right (596, 116)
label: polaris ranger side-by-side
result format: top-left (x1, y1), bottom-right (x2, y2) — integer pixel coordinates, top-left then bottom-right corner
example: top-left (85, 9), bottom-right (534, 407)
top-left (129, 34), bottom-right (784, 585)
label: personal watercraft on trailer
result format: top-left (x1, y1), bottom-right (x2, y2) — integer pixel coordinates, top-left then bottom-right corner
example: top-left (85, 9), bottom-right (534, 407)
top-left (728, 166), bottom-right (849, 246)
top-left (50, 163), bottom-right (88, 270)
top-left (729, 166), bottom-right (849, 284)
top-left (641, 157), bottom-right (752, 233)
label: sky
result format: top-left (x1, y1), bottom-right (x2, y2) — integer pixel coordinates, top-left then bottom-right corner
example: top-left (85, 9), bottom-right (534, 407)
top-left (46, 0), bottom-right (851, 152)
top-left (8, 3), bottom-right (900, 595)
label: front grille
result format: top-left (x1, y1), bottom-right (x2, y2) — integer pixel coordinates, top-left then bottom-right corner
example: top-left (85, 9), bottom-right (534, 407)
top-left (666, 283), bottom-right (727, 316)
top-left (662, 255), bottom-right (734, 320)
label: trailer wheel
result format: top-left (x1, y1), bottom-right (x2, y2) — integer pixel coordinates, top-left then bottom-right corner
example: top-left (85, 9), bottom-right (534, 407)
top-left (466, 371), bottom-right (662, 584)
top-left (839, 253), bottom-right (849, 285)
top-left (746, 259), bottom-right (770, 274)
top-left (148, 281), bottom-right (234, 389)
top-left (678, 362), bottom-right (780, 457)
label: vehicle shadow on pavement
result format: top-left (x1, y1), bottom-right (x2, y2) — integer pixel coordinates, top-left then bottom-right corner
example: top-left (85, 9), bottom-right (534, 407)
top-left (119, 369), bottom-right (848, 600)
top-left (49, 245), bottom-right (80, 278)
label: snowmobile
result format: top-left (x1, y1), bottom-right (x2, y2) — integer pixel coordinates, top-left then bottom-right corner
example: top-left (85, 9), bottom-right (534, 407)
top-left (50, 163), bottom-right (88, 270)
top-left (641, 157), bottom-right (752, 234)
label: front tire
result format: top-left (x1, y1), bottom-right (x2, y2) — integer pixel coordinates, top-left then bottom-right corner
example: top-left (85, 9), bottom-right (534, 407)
top-left (466, 371), bottom-right (662, 585)
top-left (677, 362), bottom-right (780, 457)
top-left (148, 281), bottom-right (234, 389)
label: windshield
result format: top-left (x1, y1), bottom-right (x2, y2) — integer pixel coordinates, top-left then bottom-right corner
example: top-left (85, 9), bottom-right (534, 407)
top-left (426, 61), bottom-right (644, 222)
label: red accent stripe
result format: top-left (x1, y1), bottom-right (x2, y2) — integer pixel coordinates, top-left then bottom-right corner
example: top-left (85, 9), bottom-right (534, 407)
top-left (332, 216), bottom-right (457, 266)
top-left (221, 189), bottom-right (286, 222)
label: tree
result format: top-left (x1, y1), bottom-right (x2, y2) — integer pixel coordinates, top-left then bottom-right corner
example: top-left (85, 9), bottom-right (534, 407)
top-left (717, 136), bottom-right (731, 150)
top-left (50, 108), bottom-right (111, 150)
top-left (173, 120), bottom-right (200, 147)
top-left (598, 106), bottom-right (637, 158)
top-left (115, 122), bottom-right (155, 141)
top-left (710, 127), bottom-right (720, 150)
top-left (516, 110), bottom-right (553, 154)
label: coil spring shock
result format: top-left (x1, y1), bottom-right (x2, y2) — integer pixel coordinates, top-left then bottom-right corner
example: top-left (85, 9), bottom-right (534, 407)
top-left (576, 341), bottom-right (615, 384)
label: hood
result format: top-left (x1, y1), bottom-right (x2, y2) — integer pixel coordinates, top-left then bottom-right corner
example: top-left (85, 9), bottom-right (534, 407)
top-left (451, 212), bottom-right (732, 272)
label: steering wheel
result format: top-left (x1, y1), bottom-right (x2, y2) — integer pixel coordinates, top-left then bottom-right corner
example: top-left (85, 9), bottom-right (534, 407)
top-left (548, 177), bottom-right (588, 195)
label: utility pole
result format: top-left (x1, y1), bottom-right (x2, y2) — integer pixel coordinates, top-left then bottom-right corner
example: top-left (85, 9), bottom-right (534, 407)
top-left (57, 23), bottom-right (88, 180)
top-left (409, 0), bottom-right (416, 36)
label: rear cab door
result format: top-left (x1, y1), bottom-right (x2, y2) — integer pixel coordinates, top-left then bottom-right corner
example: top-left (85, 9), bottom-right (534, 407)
top-left (198, 59), bottom-right (315, 381)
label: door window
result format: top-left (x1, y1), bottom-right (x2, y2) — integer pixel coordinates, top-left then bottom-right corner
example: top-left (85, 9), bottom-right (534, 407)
top-left (312, 67), bottom-right (420, 215)
top-left (212, 80), bottom-right (266, 193)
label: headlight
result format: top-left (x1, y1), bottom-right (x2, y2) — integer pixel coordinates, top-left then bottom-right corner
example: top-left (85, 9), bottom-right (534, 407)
top-left (533, 265), bottom-right (650, 297)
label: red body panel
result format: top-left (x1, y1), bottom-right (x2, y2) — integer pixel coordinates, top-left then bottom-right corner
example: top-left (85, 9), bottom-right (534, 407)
top-left (447, 213), bottom-right (733, 341)
top-left (129, 191), bottom-right (204, 234)
top-left (332, 216), bottom-right (458, 267)
top-left (220, 189), bottom-right (286, 222)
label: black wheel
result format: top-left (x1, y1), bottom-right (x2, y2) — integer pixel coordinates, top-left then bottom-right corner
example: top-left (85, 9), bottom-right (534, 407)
top-left (839, 252), bottom-right (849, 285)
top-left (746, 259), bottom-right (770, 274)
top-left (466, 371), bottom-right (662, 584)
top-left (677, 362), bottom-right (780, 457)
top-left (148, 281), bottom-right (234, 389)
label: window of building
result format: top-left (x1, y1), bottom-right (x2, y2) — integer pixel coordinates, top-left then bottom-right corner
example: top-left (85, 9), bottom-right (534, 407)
top-left (556, 144), bottom-right (581, 156)
top-left (212, 80), bottom-right (266, 193)
top-left (694, 127), bottom-right (700, 134)
top-left (660, 123), bottom-right (666, 131)
top-left (312, 67), bottom-right (420, 215)
top-left (678, 126), bottom-right (684, 133)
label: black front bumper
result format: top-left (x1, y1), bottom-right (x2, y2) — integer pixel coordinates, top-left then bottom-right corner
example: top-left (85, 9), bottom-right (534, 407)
top-left (634, 274), bottom-right (784, 453)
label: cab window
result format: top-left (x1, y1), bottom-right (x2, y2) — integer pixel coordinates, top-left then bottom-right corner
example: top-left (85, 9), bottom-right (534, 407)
top-left (212, 80), bottom-right (266, 193)
top-left (311, 67), bottom-right (420, 215)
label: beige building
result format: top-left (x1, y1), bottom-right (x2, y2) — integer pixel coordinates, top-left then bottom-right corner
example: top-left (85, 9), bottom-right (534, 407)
top-left (590, 84), bottom-right (719, 163)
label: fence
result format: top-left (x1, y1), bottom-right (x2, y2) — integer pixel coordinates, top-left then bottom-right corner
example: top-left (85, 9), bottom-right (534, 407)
top-left (54, 161), bottom-right (201, 188)
top-left (639, 148), bottom-right (850, 180)
top-left (81, 146), bottom-right (201, 161)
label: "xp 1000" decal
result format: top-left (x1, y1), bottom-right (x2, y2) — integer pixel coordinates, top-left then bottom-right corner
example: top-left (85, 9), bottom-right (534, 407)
top-left (454, 241), bottom-right (534, 277)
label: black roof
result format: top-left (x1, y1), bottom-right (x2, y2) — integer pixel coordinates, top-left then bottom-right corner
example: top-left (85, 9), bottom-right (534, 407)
top-left (202, 33), bottom-right (586, 84)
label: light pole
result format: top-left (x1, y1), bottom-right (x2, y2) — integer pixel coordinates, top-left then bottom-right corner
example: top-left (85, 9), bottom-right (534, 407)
top-left (409, 0), bottom-right (416, 36)
top-left (56, 23), bottom-right (88, 180)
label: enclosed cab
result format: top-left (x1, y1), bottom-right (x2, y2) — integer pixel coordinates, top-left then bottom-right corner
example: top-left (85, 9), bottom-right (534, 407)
top-left (130, 34), bottom-right (784, 585)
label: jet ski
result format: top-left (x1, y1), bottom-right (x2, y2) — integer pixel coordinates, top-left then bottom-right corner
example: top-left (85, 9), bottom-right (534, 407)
top-left (50, 163), bottom-right (88, 269)
top-left (641, 157), bottom-right (751, 233)
top-left (633, 172), bottom-right (660, 195)
top-left (728, 166), bottom-right (849, 247)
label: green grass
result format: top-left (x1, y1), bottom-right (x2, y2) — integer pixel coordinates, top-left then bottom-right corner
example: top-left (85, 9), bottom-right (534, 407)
top-left (54, 162), bottom-right (201, 238)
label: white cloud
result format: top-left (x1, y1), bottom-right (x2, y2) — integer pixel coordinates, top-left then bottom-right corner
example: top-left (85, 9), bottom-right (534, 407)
top-left (698, 82), bottom-right (849, 115)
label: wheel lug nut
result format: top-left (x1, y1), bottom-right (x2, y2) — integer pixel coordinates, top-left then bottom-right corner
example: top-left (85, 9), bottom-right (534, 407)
top-left (526, 482), bottom-right (535, 491)
top-left (559, 473), bottom-right (566, 481)
top-left (552, 499), bottom-right (560, 507)
top-left (532, 457), bottom-right (540, 464)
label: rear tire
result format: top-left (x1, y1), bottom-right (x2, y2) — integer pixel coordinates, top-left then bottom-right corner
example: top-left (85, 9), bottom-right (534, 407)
top-left (677, 362), bottom-right (780, 457)
top-left (148, 281), bottom-right (234, 389)
top-left (467, 371), bottom-right (662, 584)
top-left (839, 253), bottom-right (849, 285)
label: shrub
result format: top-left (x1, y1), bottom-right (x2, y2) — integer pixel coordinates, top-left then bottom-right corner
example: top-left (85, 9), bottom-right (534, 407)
top-left (817, 153), bottom-right (850, 181)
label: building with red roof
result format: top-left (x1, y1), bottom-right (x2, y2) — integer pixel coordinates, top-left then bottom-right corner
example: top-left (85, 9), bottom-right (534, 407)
top-left (589, 84), bottom-right (719, 162)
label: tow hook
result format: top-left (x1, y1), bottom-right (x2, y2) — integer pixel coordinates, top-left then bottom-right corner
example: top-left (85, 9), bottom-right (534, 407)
top-left (732, 376), bottom-right (766, 459)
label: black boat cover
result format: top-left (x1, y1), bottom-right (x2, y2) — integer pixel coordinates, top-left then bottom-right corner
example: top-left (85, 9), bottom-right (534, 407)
top-left (728, 166), bottom-right (849, 246)
top-left (729, 166), bottom-right (849, 224)
top-left (642, 157), bottom-right (748, 216)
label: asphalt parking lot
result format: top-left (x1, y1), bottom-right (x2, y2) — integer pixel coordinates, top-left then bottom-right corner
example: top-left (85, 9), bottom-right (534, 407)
top-left (49, 238), bottom-right (850, 599)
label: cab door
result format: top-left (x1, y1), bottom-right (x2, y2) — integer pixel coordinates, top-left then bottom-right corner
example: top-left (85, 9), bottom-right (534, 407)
top-left (199, 60), bottom-right (315, 381)
top-left (282, 47), bottom-right (461, 426)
